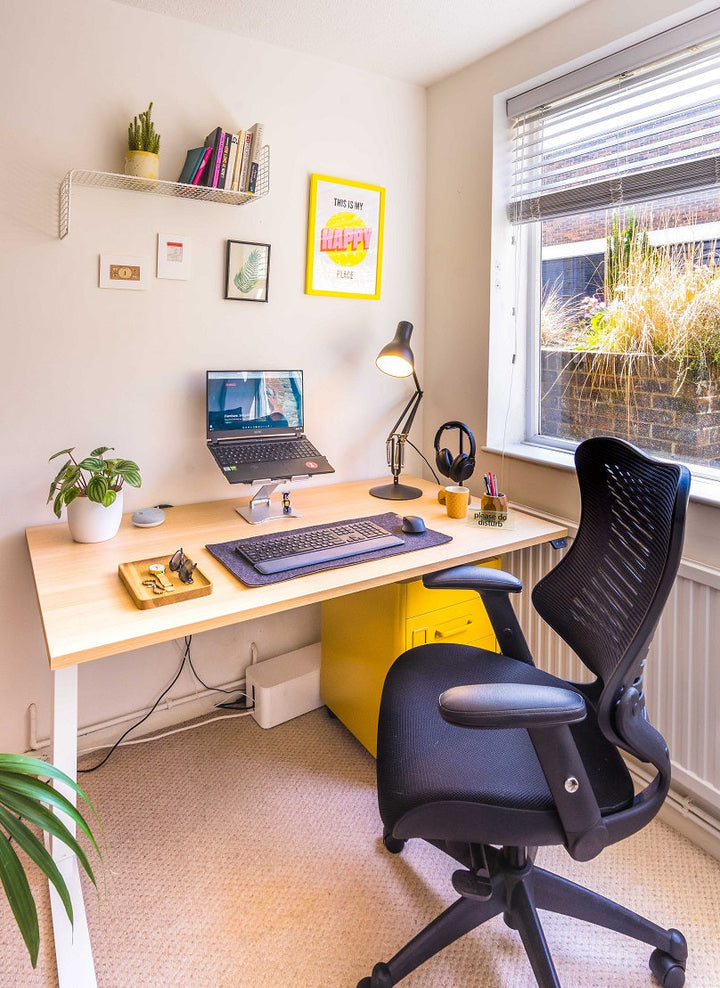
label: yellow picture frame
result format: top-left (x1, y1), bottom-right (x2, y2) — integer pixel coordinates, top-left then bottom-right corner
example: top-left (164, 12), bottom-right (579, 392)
top-left (305, 174), bottom-right (385, 299)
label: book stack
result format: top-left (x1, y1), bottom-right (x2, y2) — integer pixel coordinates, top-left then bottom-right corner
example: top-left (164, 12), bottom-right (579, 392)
top-left (177, 123), bottom-right (265, 192)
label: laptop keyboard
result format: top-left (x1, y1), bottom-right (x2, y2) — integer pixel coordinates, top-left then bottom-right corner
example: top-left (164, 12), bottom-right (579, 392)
top-left (214, 438), bottom-right (319, 466)
top-left (235, 520), bottom-right (404, 575)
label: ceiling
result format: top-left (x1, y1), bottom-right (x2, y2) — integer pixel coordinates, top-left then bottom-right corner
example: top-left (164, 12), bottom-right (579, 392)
top-left (113, 0), bottom-right (591, 87)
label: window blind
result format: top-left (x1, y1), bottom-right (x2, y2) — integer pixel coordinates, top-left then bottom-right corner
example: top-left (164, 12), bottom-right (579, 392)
top-left (509, 24), bottom-right (720, 223)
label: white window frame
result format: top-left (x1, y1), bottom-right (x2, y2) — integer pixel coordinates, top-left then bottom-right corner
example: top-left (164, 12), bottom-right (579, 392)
top-left (486, 4), bottom-right (720, 504)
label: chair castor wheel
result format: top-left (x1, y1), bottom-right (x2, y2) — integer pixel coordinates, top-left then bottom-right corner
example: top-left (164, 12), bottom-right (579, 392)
top-left (649, 948), bottom-right (685, 988)
top-left (382, 833), bottom-right (406, 854)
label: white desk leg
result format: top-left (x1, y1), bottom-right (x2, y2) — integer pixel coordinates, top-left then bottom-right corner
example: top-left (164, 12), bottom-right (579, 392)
top-left (50, 665), bottom-right (97, 987)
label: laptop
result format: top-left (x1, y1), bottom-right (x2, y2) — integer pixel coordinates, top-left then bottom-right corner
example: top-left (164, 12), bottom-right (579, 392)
top-left (206, 370), bottom-right (335, 484)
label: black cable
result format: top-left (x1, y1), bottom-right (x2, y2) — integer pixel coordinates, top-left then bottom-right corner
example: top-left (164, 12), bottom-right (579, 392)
top-left (79, 639), bottom-right (191, 773)
top-left (406, 439), bottom-right (442, 484)
top-left (79, 636), bottom-right (252, 771)
top-left (185, 638), bottom-right (243, 695)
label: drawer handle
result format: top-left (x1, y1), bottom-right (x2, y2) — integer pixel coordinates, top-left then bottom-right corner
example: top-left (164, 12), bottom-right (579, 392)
top-left (434, 618), bottom-right (473, 640)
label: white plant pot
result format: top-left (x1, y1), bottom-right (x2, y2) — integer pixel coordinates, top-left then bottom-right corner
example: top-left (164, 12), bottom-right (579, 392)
top-left (66, 490), bottom-right (124, 543)
top-left (124, 150), bottom-right (159, 180)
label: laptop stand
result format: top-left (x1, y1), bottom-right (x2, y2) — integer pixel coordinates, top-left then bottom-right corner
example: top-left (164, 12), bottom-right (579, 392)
top-left (235, 483), bottom-right (304, 525)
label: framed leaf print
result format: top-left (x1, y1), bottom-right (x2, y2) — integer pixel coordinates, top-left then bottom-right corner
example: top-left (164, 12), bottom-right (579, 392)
top-left (225, 240), bottom-right (270, 302)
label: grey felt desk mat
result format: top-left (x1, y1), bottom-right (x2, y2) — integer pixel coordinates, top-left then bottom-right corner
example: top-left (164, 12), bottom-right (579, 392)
top-left (206, 511), bottom-right (452, 586)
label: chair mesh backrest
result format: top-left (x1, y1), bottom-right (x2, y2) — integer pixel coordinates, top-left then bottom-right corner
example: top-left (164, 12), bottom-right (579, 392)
top-left (531, 437), bottom-right (688, 694)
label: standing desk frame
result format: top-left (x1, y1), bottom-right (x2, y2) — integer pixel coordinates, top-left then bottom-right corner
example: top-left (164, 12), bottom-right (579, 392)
top-left (25, 477), bottom-right (567, 986)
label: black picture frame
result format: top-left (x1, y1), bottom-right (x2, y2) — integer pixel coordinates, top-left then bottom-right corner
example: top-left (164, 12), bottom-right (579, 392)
top-left (225, 240), bottom-right (271, 302)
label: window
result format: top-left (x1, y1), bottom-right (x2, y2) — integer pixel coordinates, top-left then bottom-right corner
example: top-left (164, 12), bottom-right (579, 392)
top-left (492, 10), bottom-right (720, 477)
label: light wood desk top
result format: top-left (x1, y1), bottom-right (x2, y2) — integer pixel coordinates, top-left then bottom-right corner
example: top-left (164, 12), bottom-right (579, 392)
top-left (26, 477), bottom-right (567, 671)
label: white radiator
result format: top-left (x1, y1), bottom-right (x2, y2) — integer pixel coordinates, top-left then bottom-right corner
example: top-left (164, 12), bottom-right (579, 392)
top-left (504, 539), bottom-right (720, 859)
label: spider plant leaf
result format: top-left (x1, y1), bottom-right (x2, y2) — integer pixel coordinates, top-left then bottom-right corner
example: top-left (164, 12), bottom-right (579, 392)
top-left (0, 832), bottom-right (39, 966)
top-left (0, 780), bottom-right (99, 875)
top-left (0, 754), bottom-right (96, 812)
top-left (233, 249), bottom-right (260, 294)
top-left (0, 770), bottom-right (98, 843)
top-left (0, 806), bottom-right (73, 925)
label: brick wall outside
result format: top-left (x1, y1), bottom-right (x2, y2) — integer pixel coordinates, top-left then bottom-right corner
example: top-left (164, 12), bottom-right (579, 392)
top-left (541, 349), bottom-right (720, 464)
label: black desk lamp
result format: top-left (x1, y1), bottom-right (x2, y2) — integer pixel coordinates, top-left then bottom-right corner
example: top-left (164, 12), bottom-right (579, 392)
top-left (370, 321), bottom-right (423, 500)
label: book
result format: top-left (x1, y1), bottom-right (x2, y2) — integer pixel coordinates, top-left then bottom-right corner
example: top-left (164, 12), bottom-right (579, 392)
top-left (224, 133), bottom-right (240, 190)
top-left (230, 130), bottom-right (246, 190)
top-left (201, 126), bottom-right (223, 187)
top-left (216, 132), bottom-right (232, 188)
top-left (211, 132), bottom-right (227, 187)
top-left (177, 146), bottom-right (207, 185)
top-left (191, 146), bottom-right (212, 185)
top-left (246, 123), bottom-right (264, 194)
top-left (237, 129), bottom-right (253, 191)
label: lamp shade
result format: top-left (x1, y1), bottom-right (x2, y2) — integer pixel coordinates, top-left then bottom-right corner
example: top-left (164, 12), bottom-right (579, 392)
top-left (376, 320), bottom-right (415, 378)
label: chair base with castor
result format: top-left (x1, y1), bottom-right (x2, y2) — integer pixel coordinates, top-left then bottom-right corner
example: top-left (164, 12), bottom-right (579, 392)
top-left (358, 842), bottom-right (687, 987)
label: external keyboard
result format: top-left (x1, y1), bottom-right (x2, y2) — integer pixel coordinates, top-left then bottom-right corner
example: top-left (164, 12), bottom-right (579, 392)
top-left (214, 438), bottom-right (319, 466)
top-left (235, 519), bottom-right (404, 574)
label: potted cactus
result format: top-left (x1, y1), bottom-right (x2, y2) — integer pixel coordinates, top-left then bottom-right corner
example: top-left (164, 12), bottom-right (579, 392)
top-left (124, 101), bottom-right (161, 179)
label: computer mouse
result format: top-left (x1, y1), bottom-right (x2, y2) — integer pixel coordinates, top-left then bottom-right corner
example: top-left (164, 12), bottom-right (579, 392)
top-left (402, 515), bottom-right (426, 535)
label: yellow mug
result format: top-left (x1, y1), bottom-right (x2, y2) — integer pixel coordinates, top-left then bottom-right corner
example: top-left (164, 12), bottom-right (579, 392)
top-left (445, 485), bottom-right (470, 519)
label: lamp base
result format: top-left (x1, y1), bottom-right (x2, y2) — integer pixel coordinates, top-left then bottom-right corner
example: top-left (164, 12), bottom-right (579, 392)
top-left (369, 480), bottom-right (423, 500)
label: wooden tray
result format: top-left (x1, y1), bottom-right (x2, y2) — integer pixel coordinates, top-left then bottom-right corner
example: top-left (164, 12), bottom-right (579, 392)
top-left (118, 555), bottom-right (213, 609)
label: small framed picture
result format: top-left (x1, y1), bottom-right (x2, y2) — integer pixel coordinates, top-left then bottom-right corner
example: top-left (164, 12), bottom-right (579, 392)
top-left (225, 240), bottom-right (270, 302)
top-left (157, 233), bottom-right (191, 280)
top-left (99, 253), bottom-right (150, 290)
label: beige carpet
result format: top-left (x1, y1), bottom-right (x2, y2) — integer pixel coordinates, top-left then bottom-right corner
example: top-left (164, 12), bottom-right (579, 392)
top-left (2, 707), bottom-right (720, 987)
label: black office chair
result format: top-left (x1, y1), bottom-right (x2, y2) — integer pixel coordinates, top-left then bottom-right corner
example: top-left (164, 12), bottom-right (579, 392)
top-left (359, 437), bottom-right (691, 988)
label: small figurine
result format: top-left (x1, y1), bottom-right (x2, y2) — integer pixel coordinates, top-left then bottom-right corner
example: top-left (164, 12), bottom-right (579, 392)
top-left (282, 491), bottom-right (292, 515)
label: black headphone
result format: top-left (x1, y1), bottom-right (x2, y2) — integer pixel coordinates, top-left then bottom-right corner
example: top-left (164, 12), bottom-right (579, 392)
top-left (434, 421), bottom-right (476, 485)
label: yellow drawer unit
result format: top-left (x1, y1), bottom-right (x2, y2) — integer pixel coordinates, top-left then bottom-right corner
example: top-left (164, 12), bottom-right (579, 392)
top-left (321, 559), bottom-right (500, 755)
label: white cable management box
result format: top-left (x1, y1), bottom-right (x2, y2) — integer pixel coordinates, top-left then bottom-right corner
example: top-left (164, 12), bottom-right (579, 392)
top-left (246, 643), bottom-right (322, 729)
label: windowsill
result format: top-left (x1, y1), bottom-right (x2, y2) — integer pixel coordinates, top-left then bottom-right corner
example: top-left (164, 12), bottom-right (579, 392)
top-left (483, 440), bottom-right (720, 508)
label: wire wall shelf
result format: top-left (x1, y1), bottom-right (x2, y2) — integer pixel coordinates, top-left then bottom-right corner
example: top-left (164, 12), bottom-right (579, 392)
top-left (58, 145), bottom-right (270, 239)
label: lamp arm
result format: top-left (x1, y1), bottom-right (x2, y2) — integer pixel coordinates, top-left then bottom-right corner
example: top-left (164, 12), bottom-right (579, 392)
top-left (385, 376), bottom-right (423, 441)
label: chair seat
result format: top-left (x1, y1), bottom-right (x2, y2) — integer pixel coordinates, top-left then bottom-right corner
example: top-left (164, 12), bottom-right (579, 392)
top-left (377, 643), bottom-right (635, 849)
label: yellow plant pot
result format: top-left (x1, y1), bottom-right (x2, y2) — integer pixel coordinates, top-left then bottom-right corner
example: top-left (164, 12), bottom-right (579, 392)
top-left (124, 150), bottom-right (159, 180)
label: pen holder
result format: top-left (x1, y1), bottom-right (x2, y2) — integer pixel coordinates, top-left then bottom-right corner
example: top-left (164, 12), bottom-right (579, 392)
top-left (480, 494), bottom-right (508, 513)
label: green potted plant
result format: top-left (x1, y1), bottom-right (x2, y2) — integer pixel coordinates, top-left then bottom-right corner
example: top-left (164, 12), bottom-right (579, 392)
top-left (47, 446), bottom-right (142, 543)
top-left (124, 101), bottom-right (161, 179)
top-left (0, 752), bottom-right (99, 968)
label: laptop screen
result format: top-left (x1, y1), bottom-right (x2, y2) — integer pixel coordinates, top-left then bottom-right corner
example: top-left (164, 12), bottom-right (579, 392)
top-left (207, 370), bottom-right (304, 440)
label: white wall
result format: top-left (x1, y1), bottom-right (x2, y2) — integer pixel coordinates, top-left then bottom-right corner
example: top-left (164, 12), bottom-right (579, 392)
top-left (424, 0), bottom-right (720, 567)
top-left (0, 0), bottom-right (426, 752)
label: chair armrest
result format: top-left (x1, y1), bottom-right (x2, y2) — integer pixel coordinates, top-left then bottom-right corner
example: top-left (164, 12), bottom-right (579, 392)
top-left (423, 565), bottom-right (522, 595)
top-left (440, 681), bottom-right (607, 861)
top-left (423, 565), bottom-right (534, 664)
top-left (438, 683), bottom-right (587, 730)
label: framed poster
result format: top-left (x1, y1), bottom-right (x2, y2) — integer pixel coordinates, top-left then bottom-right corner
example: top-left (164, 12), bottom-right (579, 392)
top-left (225, 240), bottom-right (270, 302)
top-left (305, 174), bottom-right (385, 299)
